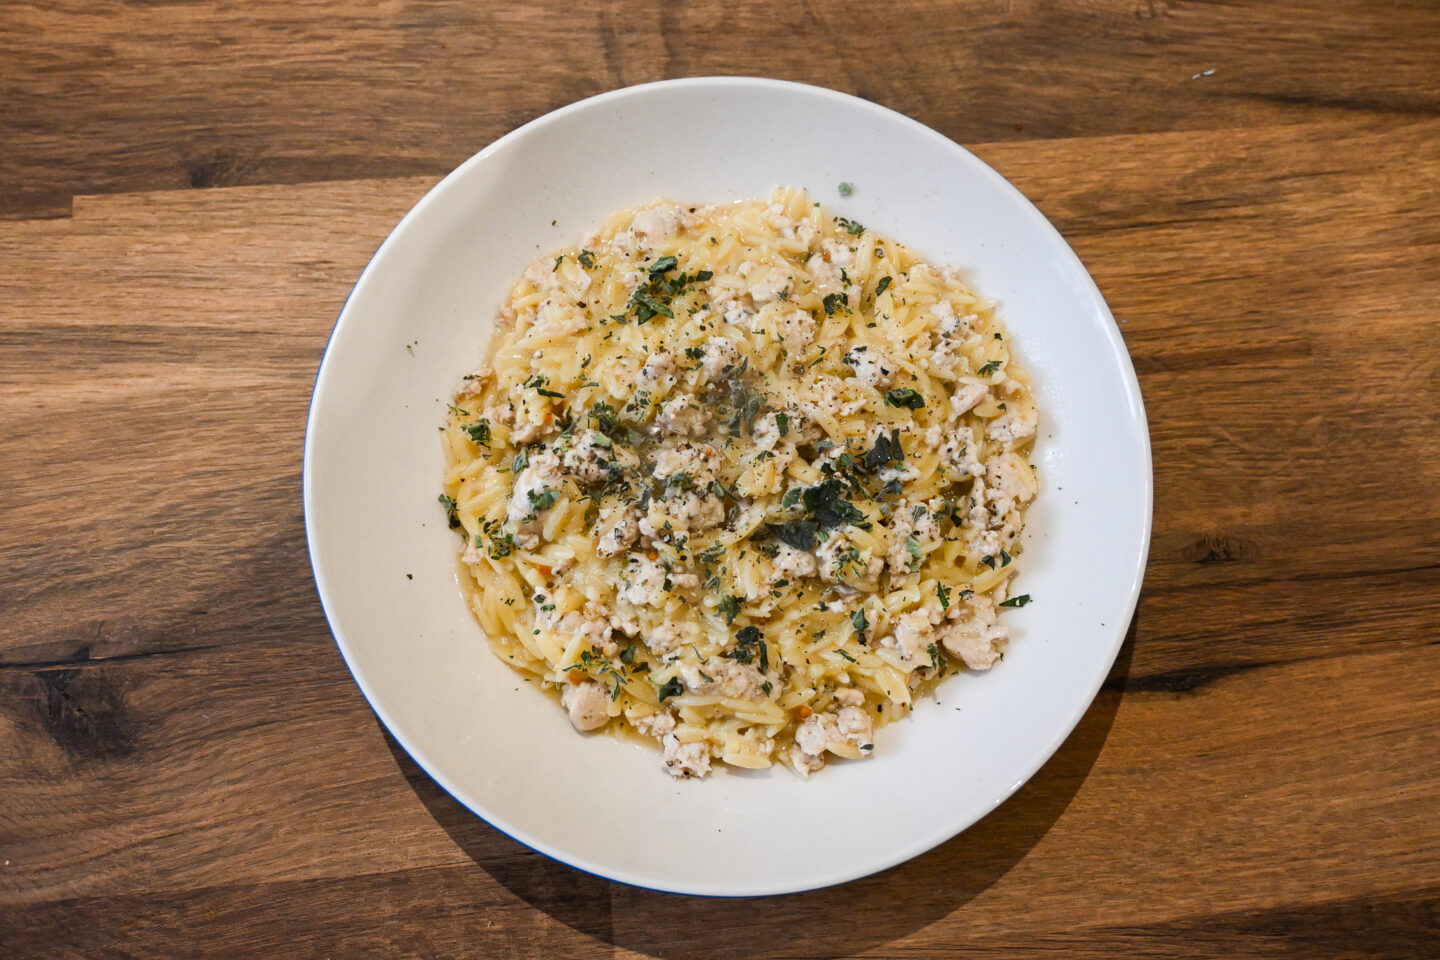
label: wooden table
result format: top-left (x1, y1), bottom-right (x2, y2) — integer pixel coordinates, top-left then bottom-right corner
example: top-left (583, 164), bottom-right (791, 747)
top-left (3, 2), bottom-right (1438, 956)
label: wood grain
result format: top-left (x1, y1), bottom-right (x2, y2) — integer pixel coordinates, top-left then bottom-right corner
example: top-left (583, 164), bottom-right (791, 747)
top-left (3, 0), bottom-right (1440, 219)
top-left (3, 3), bottom-right (1440, 956)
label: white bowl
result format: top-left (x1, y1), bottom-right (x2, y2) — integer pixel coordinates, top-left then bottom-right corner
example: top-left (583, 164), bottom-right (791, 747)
top-left (304, 77), bottom-right (1151, 896)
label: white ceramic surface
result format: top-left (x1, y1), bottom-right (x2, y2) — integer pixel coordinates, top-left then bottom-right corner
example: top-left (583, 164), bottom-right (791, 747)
top-left (303, 77), bottom-right (1151, 896)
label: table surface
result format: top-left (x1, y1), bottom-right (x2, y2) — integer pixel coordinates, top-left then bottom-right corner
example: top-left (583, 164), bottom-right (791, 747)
top-left (3, 2), bottom-right (1438, 957)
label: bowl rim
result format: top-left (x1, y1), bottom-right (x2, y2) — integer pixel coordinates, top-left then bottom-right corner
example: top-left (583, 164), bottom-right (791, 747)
top-left (303, 75), bottom-right (1153, 897)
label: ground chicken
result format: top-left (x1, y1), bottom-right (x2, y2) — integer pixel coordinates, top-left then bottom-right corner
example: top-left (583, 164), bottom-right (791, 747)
top-left (504, 450), bottom-right (564, 549)
top-left (662, 733), bottom-right (711, 778)
top-left (654, 395), bottom-right (706, 437)
top-left (698, 336), bottom-right (743, 383)
top-left (595, 502), bottom-right (640, 557)
top-left (845, 346), bottom-right (897, 388)
top-left (560, 681), bottom-right (610, 732)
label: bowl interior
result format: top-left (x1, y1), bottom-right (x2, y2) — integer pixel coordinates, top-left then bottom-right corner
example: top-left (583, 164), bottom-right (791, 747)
top-left (304, 77), bottom-right (1150, 896)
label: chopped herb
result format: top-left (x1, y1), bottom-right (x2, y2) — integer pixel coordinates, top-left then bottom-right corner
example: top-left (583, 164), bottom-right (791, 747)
top-left (822, 292), bottom-right (848, 316)
top-left (620, 644), bottom-right (637, 665)
top-left (511, 451), bottom-right (529, 473)
top-left (552, 255), bottom-right (563, 272)
top-left (836, 648), bottom-right (857, 663)
top-left (631, 292), bottom-right (674, 324)
top-left (781, 486), bottom-right (804, 510)
top-left (850, 608), bottom-right (868, 643)
top-left (527, 487), bottom-right (559, 511)
top-left (775, 412), bottom-right (790, 436)
top-left (767, 520), bottom-right (819, 551)
top-left (927, 642), bottom-right (940, 668)
top-left (480, 519), bottom-right (513, 558)
top-left (717, 594), bottom-right (741, 624)
top-left (438, 494), bottom-right (460, 529)
top-left (1001, 548), bottom-right (1012, 567)
top-left (861, 428), bottom-right (905, 472)
top-left (732, 626), bottom-right (768, 672)
top-left (462, 419), bottom-right (492, 447)
top-left (656, 676), bottom-right (684, 701)
top-left (802, 478), bottom-right (866, 528)
top-left (698, 541), bottom-right (725, 565)
top-left (937, 582), bottom-right (951, 608)
top-left (578, 250), bottom-right (596, 269)
top-left (836, 216), bottom-right (865, 236)
top-left (684, 345), bottom-right (705, 360)
top-left (838, 181), bottom-right (854, 196)
top-left (906, 537), bottom-right (922, 561)
top-left (999, 594), bottom-right (1032, 608)
top-left (977, 360), bottom-right (1002, 377)
top-left (875, 275), bottom-right (892, 296)
top-left (648, 255), bottom-right (678, 276)
top-left (406, 573), bottom-right (413, 580)
top-left (696, 269), bottom-right (714, 281)
top-left (884, 388), bottom-right (926, 410)
top-left (980, 555), bottom-right (996, 569)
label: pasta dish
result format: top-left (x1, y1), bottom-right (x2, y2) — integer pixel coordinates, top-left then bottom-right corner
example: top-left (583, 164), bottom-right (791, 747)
top-left (440, 188), bottom-right (1038, 778)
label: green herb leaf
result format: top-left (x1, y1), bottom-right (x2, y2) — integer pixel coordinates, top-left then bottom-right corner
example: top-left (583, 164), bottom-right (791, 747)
top-left (802, 479), bottom-right (865, 528)
top-left (731, 626), bottom-right (769, 673)
top-left (875, 275), bottom-right (892, 296)
top-left (775, 412), bottom-right (789, 436)
top-left (438, 494), bottom-right (460, 529)
top-left (718, 594), bottom-right (741, 624)
top-left (836, 216), bottom-right (865, 236)
top-left (838, 181), bottom-right (854, 197)
top-left (657, 676), bottom-right (685, 701)
top-left (850, 608), bottom-right (868, 643)
top-left (648, 255), bottom-right (678, 276)
top-left (632, 292), bottom-right (674, 323)
top-left (977, 359), bottom-right (1002, 377)
top-left (462, 419), bottom-right (492, 447)
top-left (999, 594), bottom-right (1032, 608)
top-left (527, 488), bottom-right (559, 511)
top-left (578, 250), bottom-right (596, 269)
top-left (822, 292), bottom-right (848, 316)
top-left (936, 582), bottom-right (950, 608)
top-left (884, 388), bottom-right (926, 410)
top-left (767, 520), bottom-right (818, 552)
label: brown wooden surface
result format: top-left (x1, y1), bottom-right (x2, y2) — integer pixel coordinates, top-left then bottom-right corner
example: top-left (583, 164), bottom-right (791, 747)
top-left (2, 1), bottom-right (1439, 957)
